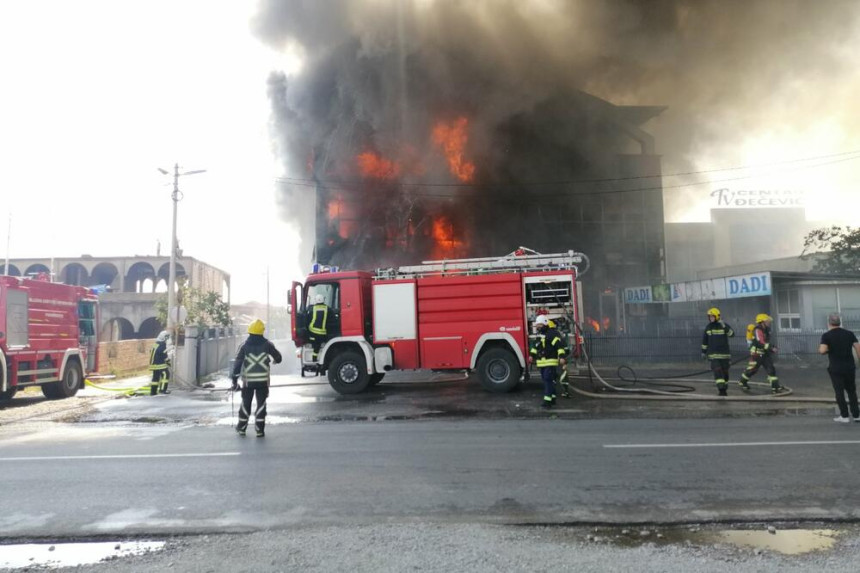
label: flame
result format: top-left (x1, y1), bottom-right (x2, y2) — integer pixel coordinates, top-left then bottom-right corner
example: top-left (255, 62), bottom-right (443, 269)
top-left (356, 151), bottom-right (401, 179)
top-left (430, 215), bottom-right (465, 259)
top-left (602, 317), bottom-right (611, 331)
top-left (431, 117), bottom-right (476, 182)
top-left (587, 317), bottom-right (600, 332)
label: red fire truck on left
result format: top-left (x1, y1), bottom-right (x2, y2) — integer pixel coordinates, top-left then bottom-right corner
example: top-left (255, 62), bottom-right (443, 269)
top-left (0, 275), bottom-right (99, 401)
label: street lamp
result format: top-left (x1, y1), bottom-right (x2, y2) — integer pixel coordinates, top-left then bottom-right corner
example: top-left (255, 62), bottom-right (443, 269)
top-left (158, 163), bottom-right (206, 342)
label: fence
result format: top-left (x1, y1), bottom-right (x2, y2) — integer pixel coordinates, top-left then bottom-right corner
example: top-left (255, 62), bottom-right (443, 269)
top-left (583, 331), bottom-right (828, 367)
top-left (174, 325), bottom-right (244, 386)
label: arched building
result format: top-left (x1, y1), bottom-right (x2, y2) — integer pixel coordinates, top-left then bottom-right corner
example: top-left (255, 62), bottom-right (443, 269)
top-left (2, 255), bottom-right (230, 341)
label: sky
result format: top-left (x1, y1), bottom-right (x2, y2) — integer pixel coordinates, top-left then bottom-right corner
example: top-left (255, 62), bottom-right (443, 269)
top-left (0, 1), bottom-right (301, 306)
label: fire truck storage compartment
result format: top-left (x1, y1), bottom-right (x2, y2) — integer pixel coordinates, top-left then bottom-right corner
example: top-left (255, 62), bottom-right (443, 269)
top-left (372, 281), bottom-right (418, 369)
top-left (417, 273), bottom-right (526, 371)
top-left (5, 288), bottom-right (28, 346)
top-left (524, 275), bottom-right (573, 307)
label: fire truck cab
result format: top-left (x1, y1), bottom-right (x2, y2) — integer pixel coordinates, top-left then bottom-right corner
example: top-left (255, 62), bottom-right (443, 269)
top-left (0, 276), bottom-right (99, 401)
top-left (290, 249), bottom-right (586, 395)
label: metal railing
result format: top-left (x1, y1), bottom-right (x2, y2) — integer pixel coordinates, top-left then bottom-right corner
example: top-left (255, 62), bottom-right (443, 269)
top-left (582, 331), bottom-right (829, 366)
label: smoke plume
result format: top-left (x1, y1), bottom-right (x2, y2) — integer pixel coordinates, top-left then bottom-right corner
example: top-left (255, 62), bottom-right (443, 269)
top-left (255, 0), bottom-right (860, 271)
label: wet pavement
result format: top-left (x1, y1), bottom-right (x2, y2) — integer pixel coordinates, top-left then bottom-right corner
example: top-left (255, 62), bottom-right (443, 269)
top-left (69, 360), bottom-right (845, 428)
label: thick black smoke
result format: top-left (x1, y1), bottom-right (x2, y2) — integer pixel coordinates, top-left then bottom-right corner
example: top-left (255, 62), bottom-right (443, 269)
top-left (255, 0), bottom-right (860, 271)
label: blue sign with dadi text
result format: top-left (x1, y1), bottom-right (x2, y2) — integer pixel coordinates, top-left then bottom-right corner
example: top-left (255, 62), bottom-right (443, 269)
top-left (726, 272), bottom-right (771, 299)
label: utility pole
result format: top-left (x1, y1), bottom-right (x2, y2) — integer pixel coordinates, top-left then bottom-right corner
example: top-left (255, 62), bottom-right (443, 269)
top-left (159, 163), bottom-right (206, 343)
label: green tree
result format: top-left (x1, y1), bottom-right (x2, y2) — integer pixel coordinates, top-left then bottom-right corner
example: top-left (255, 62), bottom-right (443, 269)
top-left (802, 226), bottom-right (860, 273)
top-left (155, 282), bottom-right (233, 330)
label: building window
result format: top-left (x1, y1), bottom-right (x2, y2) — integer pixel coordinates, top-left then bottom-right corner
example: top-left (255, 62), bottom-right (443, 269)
top-left (776, 289), bottom-right (801, 331)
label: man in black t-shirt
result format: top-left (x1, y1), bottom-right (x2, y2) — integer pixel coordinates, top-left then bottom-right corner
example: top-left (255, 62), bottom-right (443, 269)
top-left (819, 312), bottom-right (860, 423)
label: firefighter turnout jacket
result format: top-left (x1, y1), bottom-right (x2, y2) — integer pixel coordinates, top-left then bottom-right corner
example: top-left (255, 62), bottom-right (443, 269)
top-left (530, 327), bottom-right (567, 367)
top-left (308, 303), bottom-right (330, 337)
top-left (701, 320), bottom-right (734, 359)
top-left (750, 323), bottom-right (774, 356)
top-left (149, 340), bottom-right (170, 372)
top-left (231, 334), bottom-right (283, 386)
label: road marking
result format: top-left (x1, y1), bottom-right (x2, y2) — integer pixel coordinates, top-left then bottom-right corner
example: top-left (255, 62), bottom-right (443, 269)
top-left (0, 452), bottom-right (241, 462)
top-left (604, 440), bottom-right (860, 449)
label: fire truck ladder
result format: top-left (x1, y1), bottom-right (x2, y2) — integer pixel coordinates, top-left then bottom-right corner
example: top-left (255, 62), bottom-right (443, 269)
top-left (374, 247), bottom-right (590, 279)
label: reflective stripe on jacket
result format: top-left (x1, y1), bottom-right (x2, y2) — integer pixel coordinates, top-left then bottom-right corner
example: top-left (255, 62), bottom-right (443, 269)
top-left (231, 334), bottom-right (282, 386)
top-left (149, 341), bottom-right (168, 371)
top-left (701, 321), bottom-right (734, 359)
top-left (309, 304), bottom-right (329, 336)
top-left (530, 328), bottom-right (567, 367)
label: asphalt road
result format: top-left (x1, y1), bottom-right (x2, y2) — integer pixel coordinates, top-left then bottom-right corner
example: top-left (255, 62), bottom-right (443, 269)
top-left (1, 415), bottom-right (859, 538)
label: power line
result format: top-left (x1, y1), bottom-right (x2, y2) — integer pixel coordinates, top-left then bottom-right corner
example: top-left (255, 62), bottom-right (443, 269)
top-left (274, 148), bottom-right (860, 192)
top-left (274, 150), bottom-right (860, 198)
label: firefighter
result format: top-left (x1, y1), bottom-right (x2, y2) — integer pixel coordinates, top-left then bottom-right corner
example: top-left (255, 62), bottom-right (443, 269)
top-left (529, 315), bottom-right (567, 409)
top-left (231, 319), bottom-right (282, 437)
top-left (738, 313), bottom-right (783, 393)
top-left (307, 293), bottom-right (331, 358)
top-left (148, 330), bottom-right (171, 395)
top-left (701, 307), bottom-right (734, 396)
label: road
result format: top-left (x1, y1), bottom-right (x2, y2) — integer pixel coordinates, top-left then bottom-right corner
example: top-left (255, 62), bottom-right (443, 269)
top-left (1, 416), bottom-right (859, 538)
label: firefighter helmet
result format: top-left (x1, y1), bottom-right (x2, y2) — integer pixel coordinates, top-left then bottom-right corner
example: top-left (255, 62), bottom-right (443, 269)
top-left (755, 313), bottom-right (773, 324)
top-left (248, 319), bottom-right (265, 335)
top-left (534, 315), bottom-right (549, 326)
top-left (706, 307), bottom-right (721, 320)
top-left (156, 330), bottom-right (170, 343)
top-left (313, 294), bottom-right (325, 304)
top-left (746, 324), bottom-right (755, 341)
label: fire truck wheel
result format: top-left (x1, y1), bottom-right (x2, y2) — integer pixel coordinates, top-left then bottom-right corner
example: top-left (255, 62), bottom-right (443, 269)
top-left (476, 348), bottom-right (521, 393)
top-left (368, 373), bottom-right (385, 386)
top-left (0, 386), bottom-right (16, 401)
top-left (42, 360), bottom-right (83, 399)
top-left (327, 351), bottom-right (370, 394)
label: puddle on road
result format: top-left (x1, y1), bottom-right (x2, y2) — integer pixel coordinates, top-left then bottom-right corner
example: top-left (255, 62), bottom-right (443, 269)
top-left (593, 526), bottom-right (840, 556)
top-left (0, 540), bottom-right (164, 569)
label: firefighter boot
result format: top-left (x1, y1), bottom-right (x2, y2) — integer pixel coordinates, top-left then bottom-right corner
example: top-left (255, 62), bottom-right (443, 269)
top-left (738, 376), bottom-right (751, 392)
top-left (769, 377), bottom-right (782, 394)
top-left (541, 396), bottom-right (553, 409)
top-left (236, 426), bottom-right (246, 437)
top-left (256, 422), bottom-right (265, 438)
top-left (159, 383), bottom-right (170, 395)
top-left (717, 383), bottom-right (728, 397)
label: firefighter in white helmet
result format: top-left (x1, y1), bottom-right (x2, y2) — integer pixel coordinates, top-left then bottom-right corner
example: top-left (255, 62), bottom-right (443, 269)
top-left (231, 319), bottom-right (282, 437)
top-left (529, 315), bottom-right (567, 409)
top-left (701, 307), bottom-right (734, 396)
top-left (148, 330), bottom-right (172, 395)
top-left (307, 292), bottom-right (331, 358)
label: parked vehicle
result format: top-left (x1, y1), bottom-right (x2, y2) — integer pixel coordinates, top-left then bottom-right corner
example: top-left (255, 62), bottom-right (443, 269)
top-left (290, 249), bottom-right (586, 394)
top-left (0, 275), bottom-right (99, 401)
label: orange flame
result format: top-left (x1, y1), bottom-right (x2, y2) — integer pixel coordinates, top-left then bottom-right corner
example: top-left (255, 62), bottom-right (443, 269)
top-left (602, 317), bottom-right (611, 331)
top-left (587, 317), bottom-right (600, 333)
top-left (356, 151), bottom-right (401, 179)
top-left (430, 215), bottom-right (465, 259)
top-left (431, 117), bottom-right (476, 182)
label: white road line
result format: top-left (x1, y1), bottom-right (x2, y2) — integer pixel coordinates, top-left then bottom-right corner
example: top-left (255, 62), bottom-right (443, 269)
top-left (604, 440), bottom-right (860, 449)
top-left (0, 452), bottom-right (241, 462)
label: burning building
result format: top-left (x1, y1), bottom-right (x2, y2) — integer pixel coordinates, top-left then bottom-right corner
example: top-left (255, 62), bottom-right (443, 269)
top-left (261, 1), bottom-right (668, 324)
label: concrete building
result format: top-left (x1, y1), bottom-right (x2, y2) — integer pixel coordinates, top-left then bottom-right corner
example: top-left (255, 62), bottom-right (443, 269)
top-left (1, 256), bottom-right (230, 341)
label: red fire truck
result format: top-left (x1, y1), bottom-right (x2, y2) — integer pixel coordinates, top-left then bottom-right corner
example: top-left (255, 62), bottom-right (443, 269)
top-left (290, 249), bottom-right (586, 394)
top-left (0, 275), bottom-right (99, 401)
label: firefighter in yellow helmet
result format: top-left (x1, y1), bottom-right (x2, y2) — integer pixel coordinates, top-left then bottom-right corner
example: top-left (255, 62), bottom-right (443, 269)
top-left (231, 319), bottom-right (282, 437)
top-left (701, 307), bottom-right (734, 396)
top-left (738, 313), bottom-right (782, 393)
